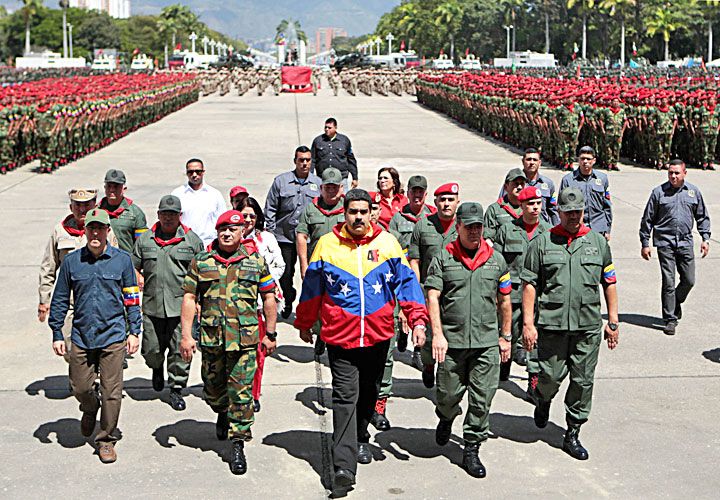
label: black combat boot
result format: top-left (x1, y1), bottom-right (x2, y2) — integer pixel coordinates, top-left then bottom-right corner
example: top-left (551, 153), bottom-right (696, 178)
top-left (230, 440), bottom-right (248, 475)
top-left (152, 368), bottom-right (164, 392)
top-left (534, 400), bottom-right (551, 428)
top-left (499, 360), bottom-right (511, 382)
top-left (461, 442), bottom-right (486, 478)
top-left (563, 427), bottom-right (589, 460)
top-left (435, 415), bottom-right (454, 446)
top-left (216, 412), bottom-right (229, 441)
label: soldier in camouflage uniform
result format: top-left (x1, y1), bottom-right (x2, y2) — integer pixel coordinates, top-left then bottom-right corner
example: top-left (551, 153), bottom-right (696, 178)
top-left (180, 210), bottom-right (278, 476)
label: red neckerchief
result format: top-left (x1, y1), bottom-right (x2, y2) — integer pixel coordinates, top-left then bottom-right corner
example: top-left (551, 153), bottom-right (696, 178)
top-left (101, 197), bottom-right (133, 218)
top-left (498, 197), bottom-right (521, 219)
top-left (525, 221), bottom-right (539, 240)
top-left (62, 214), bottom-right (84, 236)
top-left (446, 238), bottom-right (494, 271)
top-left (207, 238), bottom-right (258, 265)
top-left (152, 223), bottom-right (191, 247)
top-left (400, 203), bottom-right (436, 223)
top-left (312, 197), bottom-right (344, 216)
top-left (550, 224), bottom-right (591, 248)
top-left (332, 222), bottom-right (383, 246)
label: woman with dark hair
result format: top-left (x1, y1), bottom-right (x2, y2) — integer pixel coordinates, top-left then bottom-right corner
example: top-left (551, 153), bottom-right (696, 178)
top-left (369, 166), bottom-right (408, 229)
top-left (237, 196), bottom-right (285, 413)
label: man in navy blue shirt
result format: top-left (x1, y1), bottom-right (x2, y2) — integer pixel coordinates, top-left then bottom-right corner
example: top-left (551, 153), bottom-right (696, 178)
top-left (49, 208), bottom-right (142, 464)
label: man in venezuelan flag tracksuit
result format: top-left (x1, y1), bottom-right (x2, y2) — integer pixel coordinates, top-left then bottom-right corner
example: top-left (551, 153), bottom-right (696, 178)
top-left (294, 189), bottom-right (429, 491)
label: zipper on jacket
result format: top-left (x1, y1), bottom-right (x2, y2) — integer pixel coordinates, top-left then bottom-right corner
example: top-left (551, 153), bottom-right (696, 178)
top-left (357, 242), bottom-right (365, 347)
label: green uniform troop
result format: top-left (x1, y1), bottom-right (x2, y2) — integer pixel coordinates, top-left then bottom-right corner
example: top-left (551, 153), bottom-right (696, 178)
top-left (296, 197), bottom-right (345, 259)
top-left (388, 204), bottom-right (435, 257)
top-left (183, 245), bottom-right (275, 441)
top-left (100, 197), bottom-right (148, 253)
top-left (132, 222), bottom-right (204, 390)
top-left (483, 197), bottom-right (522, 242)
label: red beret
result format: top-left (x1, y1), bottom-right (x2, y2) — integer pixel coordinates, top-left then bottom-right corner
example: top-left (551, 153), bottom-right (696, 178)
top-left (434, 182), bottom-right (459, 196)
top-left (518, 186), bottom-right (543, 202)
top-left (215, 210), bottom-right (244, 229)
top-left (229, 185), bottom-right (248, 198)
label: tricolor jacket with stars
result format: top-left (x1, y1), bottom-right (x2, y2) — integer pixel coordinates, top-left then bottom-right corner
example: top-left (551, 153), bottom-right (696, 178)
top-left (294, 223), bottom-right (429, 349)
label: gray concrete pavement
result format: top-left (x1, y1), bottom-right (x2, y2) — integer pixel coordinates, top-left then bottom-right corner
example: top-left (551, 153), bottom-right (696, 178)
top-left (1, 87), bottom-right (719, 498)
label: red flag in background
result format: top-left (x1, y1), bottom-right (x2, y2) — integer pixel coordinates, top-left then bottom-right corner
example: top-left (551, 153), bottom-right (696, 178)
top-left (400, 40), bottom-right (406, 51)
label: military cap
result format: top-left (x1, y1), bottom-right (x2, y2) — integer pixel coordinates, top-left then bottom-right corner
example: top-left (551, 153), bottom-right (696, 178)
top-left (84, 208), bottom-right (111, 226)
top-left (434, 182), bottom-right (459, 196)
top-left (321, 167), bottom-right (343, 185)
top-left (557, 188), bottom-right (585, 212)
top-left (407, 175), bottom-right (428, 190)
top-left (504, 168), bottom-right (527, 183)
top-left (158, 195), bottom-right (182, 213)
top-left (457, 202), bottom-right (484, 225)
top-left (104, 169), bottom-right (126, 185)
top-left (518, 186), bottom-right (543, 202)
top-left (229, 186), bottom-right (248, 198)
top-left (215, 210), bottom-right (244, 229)
top-left (68, 188), bottom-right (97, 202)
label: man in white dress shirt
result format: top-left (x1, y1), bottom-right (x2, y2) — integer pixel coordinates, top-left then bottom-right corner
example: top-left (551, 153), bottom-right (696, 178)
top-left (171, 158), bottom-right (227, 247)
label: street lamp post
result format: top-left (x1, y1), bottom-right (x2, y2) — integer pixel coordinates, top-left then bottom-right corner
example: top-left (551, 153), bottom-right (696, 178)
top-left (386, 32), bottom-right (394, 55)
top-left (210, 40), bottom-right (216, 56)
top-left (68, 23), bottom-right (73, 58)
top-left (60, 1), bottom-right (68, 58)
top-left (375, 37), bottom-right (381, 56)
top-left (503, 25), bottom-right (513, 59)
top-left (202, 36), bottom-right (209, 55)
top-left (189, 32), bottom-right (197, 53)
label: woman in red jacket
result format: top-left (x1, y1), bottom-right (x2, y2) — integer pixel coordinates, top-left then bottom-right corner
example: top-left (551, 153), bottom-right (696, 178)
top-left (369, 167), bottom-right (408, 229)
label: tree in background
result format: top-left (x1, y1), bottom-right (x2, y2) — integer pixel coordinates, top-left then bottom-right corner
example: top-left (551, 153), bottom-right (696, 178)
top-left (646, 0), bottom-right (699, 60)
top-left (434, 0), bottom-right (464, 60)
top-left (75, 11), bottom-right (119, 56)
top-left (21, 0), bottom-right (43, 54)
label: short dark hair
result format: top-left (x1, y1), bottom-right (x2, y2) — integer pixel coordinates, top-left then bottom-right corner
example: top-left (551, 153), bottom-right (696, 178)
top-left (578, 146), bottom-right (596, 158)
top-left (325, 117), bottom-right (337, 126)
top-left (294, 145), bottom-right (311, 160)
top-left (343, 189), bottom-right (372, 210)
top-left (523, 148), bottom-right (540, 158)
top-left (669, 158), bottom-right (686, 168)
top-left (237, 196), bottom-right (265, 231)
top-left (185, 158), bottom-right (204, 169)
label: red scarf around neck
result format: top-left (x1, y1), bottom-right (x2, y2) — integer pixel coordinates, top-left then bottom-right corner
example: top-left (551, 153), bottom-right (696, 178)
top-left (313, 197), bottom-right (344, 216)
top-left (446, 238), bottom-right (494, 271)
top-left (102, 197), bottom-right (133, 218)
top-left (550, 224), bottom-right (591, 248)
top-left (498, 197), bottom-right (521, 219)
top-left (62, 214), bottom-right (84, 236)
top-left (152, 223), bottom-right (191, 247)
top-left (439, 216), bottom-right (455, 235)
top-left (208, 238), bottom-right (258, 265)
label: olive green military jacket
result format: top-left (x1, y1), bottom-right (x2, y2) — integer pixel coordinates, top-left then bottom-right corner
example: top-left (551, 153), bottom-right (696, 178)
top-left (521, 230), bottom-right (615, 333)
top-left (183, 245), bottom-right (275, 350)
top-left (425, 245), bottom-right (511, 349)
top-left (483, 197), bottom-right (522, 242)
top-left (295, 197), bottom-right (345, 259)
top-left (494, 218), bottom-right (551, 304)
top-left (408, 213), bottom-right (458, 283)
top-left (100, 197), bottom-right (148, 253)
top-left (388, 204), bottom-right (435, 256)
top-left (132, 224), bottom-right (204, 318)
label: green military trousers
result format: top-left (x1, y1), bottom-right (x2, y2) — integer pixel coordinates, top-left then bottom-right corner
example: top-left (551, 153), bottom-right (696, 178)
top-left (141, 315), bottom-right (190, 389)
top-left (201, 346), bottom-right (257, 441)
top-left (508, 303), bottom-right (539, 374)
top-left (436, 346), bottom-right (500, 444)
top-left (536, 328), bottom-right (602, 429)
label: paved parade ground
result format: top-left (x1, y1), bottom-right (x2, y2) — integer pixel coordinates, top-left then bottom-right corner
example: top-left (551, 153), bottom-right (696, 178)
top-left (1, 87), bottom-right (719, 498)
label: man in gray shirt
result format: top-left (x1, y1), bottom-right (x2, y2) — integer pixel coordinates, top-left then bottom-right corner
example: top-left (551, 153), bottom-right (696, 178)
top-left (311, 117), bottom-right (358, 191)
top-left (639, 159), bottom-right (711, 335)
top-left (265, 146), bottom-right (322, 318)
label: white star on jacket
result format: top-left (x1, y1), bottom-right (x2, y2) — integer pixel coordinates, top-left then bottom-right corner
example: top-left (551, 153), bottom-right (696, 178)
top-left (340, 283), bottom-right (351, 297)
top-left (325, 273), bottom-right (335, 286)
top-left (371, 281), bottom-right (383, 294)
top-left (384, 271), bottom-right (394, 282)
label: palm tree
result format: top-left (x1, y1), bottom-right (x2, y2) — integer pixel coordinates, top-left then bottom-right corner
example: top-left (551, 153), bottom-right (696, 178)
top-left (59, 0), bottom-right (69, 58)
top-left (541, 0), bottom-right (554, 54)
top-left (20, 0), bottom-right (43, 55)
top-left (599, 0), bottom-right (635, 66)
top-left (701, 0), bottom-right (720, 61)
top-left (434, 1), bottom-right (464, 61)
top-left (567, 0), bottom-right (596, 59)
top-left (157, 16), bottom-right (178, 67)
top-left (646, 6), bottom-right (675, 61)
top-left (501, 0), bottom-right (524, 53)
top-left (160, 4), bottom-right (199, 48)
top-left (275, 19), bottom-right (307, 44)
top-left (397, 2), bottom-right (421, 50)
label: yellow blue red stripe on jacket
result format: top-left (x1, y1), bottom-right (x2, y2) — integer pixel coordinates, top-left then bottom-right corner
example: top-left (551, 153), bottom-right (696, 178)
top-left (294, 223), bottom-right (428, 349)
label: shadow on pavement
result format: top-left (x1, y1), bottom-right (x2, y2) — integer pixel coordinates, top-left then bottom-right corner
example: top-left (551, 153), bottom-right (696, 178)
top-left (295, 386), bottom-right (331, 416)
top-left (33, 417), bottom-right (89, 448)
top-left (25, 375), bottom-right (72, 400)
top-left (262, 429), bottom-right (332, 489)
top-left (373, 426), bottom-right (464, 467)
top-left (153, 419), bottom-right (229, 464)
top-left (498, 379), bottom-right (534, 404)
top-left (702, 348), bottom-right (720, 363)
top-left (617, 313), bottom-right (665, 332)
top-left (489, 412), bottom-right (565, 449)
top-left (274, 344), bottom-right (329, 367)
top-left (390, 377), bottom-right (435, 404)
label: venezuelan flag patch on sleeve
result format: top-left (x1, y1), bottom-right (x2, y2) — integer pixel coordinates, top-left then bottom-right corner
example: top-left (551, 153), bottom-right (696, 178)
top-left (498, 273), bottom-right (512, 295)
top-left (134, 228), bottom-right (148, 239)
top-left (123, 286), bottom-right (140, 306)
top-left (259, 274), bottom-right (276, 292)
top-left (603, 264), bottom-right (617, 284)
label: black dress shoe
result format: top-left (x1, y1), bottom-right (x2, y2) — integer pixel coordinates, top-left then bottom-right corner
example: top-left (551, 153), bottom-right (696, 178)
top-left (499, 360), bottom-right (511, 381)
top-left (396, 331), bottom-right (408, 352)
top-left (534, 400), bottom-right (550, 428)
top-left (152, 368), bottom-right (164, 392)
top-left (435, 417), bottom-right (453, 446)
top-left (663, 320), bottom-right (677, 336)
top-left (514, 347), bottom-right (528, 366)
top-left (230, 440), bottom-right (248, 475)
top-left (280, 304), bottom-right (292, 319)
top-left (357, 443), bottom-right (372, 464)
top-left (422, 365), bottom-right (435, 388)
top-left (216, 412), bottom-right (229, 441)
top-left (462, 442), bottom-right (486, 478)
top-left (169, 389), bottom-right (186, 411)
top-left (253, 399), bottom-right (261, 413)
top-left (333, 469), bottom-right (356, 488)
top-left (563, 428), bottom-right (589, 460)
top-left (370, 411), bottom-right (390, 431)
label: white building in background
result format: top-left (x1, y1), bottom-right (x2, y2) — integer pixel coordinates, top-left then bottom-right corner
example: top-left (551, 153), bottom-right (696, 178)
top-left (68, 0), bottom-right (131, 19)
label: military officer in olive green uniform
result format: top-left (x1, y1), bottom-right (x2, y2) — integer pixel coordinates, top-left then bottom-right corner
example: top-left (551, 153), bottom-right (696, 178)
top-left (132, 195), bottom-right (204, 411)
top-left (408, 182), bottom-right (460, 387)
top-left (99, 169), bottom-right (148, 253)
top-left (521, 188), bottom-right (619, 461)
top-left (426, 202), bottom-right (513, 479)
top-left (484, 168), bottom-right (526, 242)
top-left (494, 186), bottom-right (551, 390)
top-left (180, 210), bottom-right (278, 476)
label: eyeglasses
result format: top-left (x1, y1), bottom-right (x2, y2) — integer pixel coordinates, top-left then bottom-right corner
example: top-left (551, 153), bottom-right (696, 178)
top-left (186, 170), bottom-right (205, 175)
top-left (242, 213), bottom-right (257, 220)
top-left (296, 158), bottom-right (311, 163)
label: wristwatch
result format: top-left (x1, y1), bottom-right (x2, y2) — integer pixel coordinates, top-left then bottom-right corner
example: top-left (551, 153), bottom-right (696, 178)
top-left (265, 331), bottom-right (278, 342)
top-left (607, 322), bottom-right (619, 331)
top-left (500, 333), bottom-right (512, 342)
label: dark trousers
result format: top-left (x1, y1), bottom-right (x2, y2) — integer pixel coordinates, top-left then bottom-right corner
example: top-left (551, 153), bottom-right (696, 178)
top-left (327, 340), bottom-right (390, 473)
top-left (279, 242), bottom-right (298, 307)
top-left (657, 245), bottom-right (695, 322)
top-left (69, 340), bottom-right (126, 443)
top-left (141, 315), bottom-right (190, 388)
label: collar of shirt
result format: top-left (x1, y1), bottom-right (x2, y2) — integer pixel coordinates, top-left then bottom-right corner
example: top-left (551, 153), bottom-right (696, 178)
top-left (183, 182), bottom-right (209, 193)
top-left (81, 245), bottom-right (113, 262)
top-left (291, 172), bottom-right (313, 185)
top-left (575, 169), bottom-right (597, 181)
